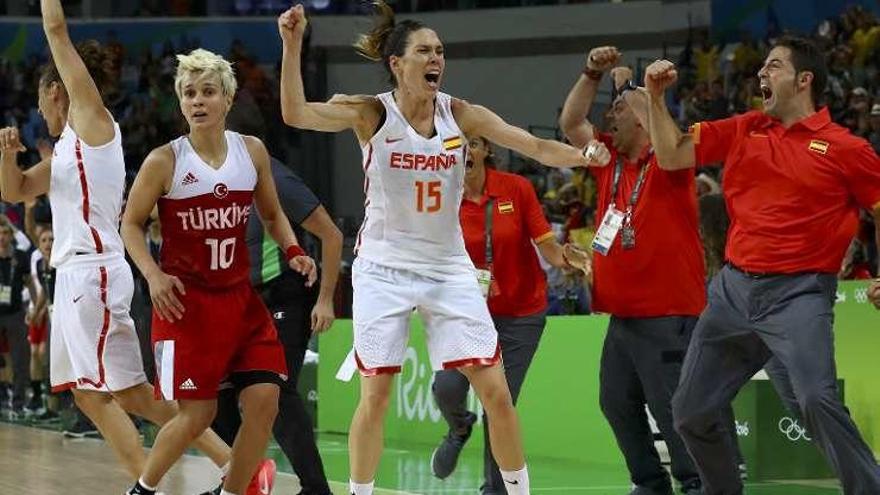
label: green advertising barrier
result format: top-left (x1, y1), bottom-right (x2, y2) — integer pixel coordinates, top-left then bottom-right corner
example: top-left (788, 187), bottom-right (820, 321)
top-left (732, 379), bottom-right (841, 480)
top-left (317, 280), bottom-right (880, 472)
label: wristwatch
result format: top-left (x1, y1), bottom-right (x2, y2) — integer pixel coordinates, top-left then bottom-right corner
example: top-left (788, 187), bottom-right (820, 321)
top-left (616, 79), bottom-right (639, 98)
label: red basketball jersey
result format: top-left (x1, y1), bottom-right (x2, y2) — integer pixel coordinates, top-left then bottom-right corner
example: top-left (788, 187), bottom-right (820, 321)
top-left (158, 131), bottom-right (256, 288)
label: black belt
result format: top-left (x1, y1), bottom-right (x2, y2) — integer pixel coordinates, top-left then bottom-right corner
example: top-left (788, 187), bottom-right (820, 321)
top-left (727, 262), bottom-right (777, 279)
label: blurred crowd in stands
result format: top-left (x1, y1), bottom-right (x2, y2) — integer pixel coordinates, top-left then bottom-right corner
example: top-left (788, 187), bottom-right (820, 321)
top-left (0, 0), bottom-right (608, 17)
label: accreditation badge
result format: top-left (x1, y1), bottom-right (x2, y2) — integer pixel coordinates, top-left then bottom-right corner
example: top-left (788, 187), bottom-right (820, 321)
top-left (0, 285), bottom-right (11, 305)
top-left (592, 207), bottom-right (626, 256)
top-left (476, 268), bottom-right (493, 298)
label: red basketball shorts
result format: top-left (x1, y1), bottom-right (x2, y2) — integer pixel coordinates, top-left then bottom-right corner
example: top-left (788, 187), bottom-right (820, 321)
top-left (151, 281), bottom-right (287, 400)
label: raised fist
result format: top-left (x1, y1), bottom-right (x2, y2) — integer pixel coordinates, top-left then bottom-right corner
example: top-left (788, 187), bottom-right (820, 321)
top-left (587, 46), bottom-right (622, 72)
top-left (278, 4), bottom-right (308, 43)
top-left (644, 59), bottom-right (678, 98)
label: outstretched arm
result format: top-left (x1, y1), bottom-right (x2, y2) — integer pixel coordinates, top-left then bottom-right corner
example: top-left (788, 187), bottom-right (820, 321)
top-left (278, 5), bottom-right (379, 142)
top-left (559, 46), bottom-right (620, 148)
top-left (41, 0), bottom-right (113, 146)
top-left (454, 100), bottom-right (610, 169)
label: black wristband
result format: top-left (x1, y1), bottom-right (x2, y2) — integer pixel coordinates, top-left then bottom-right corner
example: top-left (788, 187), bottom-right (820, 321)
top-left (583, 67), bottom-right (603, 81)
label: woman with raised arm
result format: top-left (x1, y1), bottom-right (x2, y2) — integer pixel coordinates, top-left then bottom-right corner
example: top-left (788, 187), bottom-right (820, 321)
top-left (278, 3), bottom-right (607, 494)
top-left (0, 1), bottom-right (238, 492)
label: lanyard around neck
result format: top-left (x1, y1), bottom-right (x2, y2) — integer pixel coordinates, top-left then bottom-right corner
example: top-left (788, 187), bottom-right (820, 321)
top-left (609, 151), bottom-right (652, 213)
top-left (484, 198), bottom-right (494, 267)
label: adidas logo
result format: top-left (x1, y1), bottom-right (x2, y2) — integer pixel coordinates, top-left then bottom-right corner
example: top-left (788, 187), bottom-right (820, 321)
top-left (179, 378), bottom-right (198, 390)
top-left (181, 172), bottom-right (199, 186)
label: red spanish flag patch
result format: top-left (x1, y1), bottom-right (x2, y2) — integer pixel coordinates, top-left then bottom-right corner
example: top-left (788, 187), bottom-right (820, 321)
top-left (443, 136), bottom-right (463, 151)
top-left (808, 139), bottom-right (829, 154)
top-left (498, 201), bottom-right (514, 214)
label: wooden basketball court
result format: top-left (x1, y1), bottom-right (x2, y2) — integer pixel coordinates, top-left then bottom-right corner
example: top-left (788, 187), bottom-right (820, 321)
top-left (0, 423), bottom-right (303, 495)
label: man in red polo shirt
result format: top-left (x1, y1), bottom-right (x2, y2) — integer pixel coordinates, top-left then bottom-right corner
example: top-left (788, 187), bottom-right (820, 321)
top-left (645, 36), bottom-right (880, 495)
top-left (429, 135), bottom-right (585, 495)
top-left (560, 46), bottom-right (704, 495)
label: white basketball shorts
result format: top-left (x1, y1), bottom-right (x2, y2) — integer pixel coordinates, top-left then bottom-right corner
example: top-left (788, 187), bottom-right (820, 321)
top-left (351, 257), bottom-right (500, 375)
top-left (50, 255), bottom-right (146, 393)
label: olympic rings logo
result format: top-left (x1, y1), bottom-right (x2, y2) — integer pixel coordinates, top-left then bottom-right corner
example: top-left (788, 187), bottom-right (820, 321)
top-left (778, 417), bottom-right (811, 442)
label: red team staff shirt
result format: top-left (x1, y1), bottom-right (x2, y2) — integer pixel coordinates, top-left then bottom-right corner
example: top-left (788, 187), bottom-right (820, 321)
top-left (460, 167), bottom-right (553, 317)
top-left (590, 133), bottom-right (706, 318)
top-left (692, 107), bottom-right (880, 274)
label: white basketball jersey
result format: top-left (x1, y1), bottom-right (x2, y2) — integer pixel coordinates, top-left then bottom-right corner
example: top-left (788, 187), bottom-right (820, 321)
top-left (49, 121), bottom-right (126, 268)
top-left (355, 92), bottom-right (473, 277)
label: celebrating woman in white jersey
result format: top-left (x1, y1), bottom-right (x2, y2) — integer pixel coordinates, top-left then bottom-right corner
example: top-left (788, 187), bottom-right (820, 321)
top-left (278, 3), bottom-right (610, 494)
top-left (0, 0), bottom-right (236, 490)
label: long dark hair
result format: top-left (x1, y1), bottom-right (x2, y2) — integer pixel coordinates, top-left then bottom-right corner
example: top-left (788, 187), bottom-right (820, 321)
top-left (353, 1), bottom-right (427, 86)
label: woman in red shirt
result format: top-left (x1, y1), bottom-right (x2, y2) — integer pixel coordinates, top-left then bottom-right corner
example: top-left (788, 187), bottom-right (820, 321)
top-left (429, 136), bottom-right (588, 493)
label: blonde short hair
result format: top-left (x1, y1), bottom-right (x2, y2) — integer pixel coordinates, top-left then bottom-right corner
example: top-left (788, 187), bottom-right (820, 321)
top-left (174, 48), bottom-right (237, 99)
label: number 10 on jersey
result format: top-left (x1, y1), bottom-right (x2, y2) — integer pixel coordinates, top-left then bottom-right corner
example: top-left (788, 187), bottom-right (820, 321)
top-left (206, 238), bottom-right (236, 270)
top-left (415, 180), bottom-right (442, 213)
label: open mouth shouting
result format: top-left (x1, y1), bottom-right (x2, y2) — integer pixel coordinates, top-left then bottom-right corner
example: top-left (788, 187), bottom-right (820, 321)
top-left (760, 82), bottom-right (773, 106)
top-left (425, 70), bottom-right (441, 90)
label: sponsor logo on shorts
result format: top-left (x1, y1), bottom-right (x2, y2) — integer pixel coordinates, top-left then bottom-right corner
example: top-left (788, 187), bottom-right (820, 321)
top-left (179, 378), bottom-right (198, 391)
top-left (73, 295), bottom-right (84, 303)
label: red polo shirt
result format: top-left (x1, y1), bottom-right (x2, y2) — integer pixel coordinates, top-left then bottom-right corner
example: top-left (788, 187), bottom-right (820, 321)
top-left (460, 168), bottom-right (553, 317)
top-left (590, 133), bottom-right (706, 317)
top-left (692, 108), bottom-right (880, 274)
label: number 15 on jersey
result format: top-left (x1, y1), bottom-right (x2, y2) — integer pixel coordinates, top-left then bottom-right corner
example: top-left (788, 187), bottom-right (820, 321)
top-left (416, 180), bottom-right (442, 213)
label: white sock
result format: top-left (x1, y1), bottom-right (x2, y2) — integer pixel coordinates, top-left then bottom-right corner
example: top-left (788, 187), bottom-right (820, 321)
top-left (499, 465), bottom-right (530, 495)
top-left (219, 490), bottom-right (237, 495)
top-left (349, 479), bottom-right (374, 495)
top-left (137, 478), bottom-right (158, 492)
top-left (219, 461), bottom-right (231, 477)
